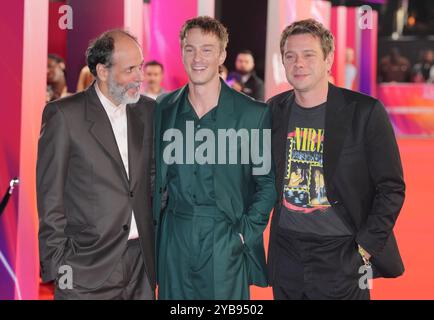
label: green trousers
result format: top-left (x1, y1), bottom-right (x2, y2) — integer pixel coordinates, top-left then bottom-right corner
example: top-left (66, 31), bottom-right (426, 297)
top-left (157, 204), bottom-right (249, 300)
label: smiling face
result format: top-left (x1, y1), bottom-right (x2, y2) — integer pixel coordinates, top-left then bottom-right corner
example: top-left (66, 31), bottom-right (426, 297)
top-left (181, 28), bottom-right (226, 86)
top-left (282, 33), bottom-right (333, 94)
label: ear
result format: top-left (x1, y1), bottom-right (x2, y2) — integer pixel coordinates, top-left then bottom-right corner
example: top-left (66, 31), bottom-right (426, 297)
top-left (219, 49), bottom-right (227, 66)
top-left (326, 51), bottom-right (334, 73)
top-left (96, 63), bottom-right (108, 82)
top-left (59, 62), bottom-right (66, 71)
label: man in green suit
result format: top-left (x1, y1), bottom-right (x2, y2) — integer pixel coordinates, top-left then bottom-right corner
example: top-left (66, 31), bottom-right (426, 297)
top-left (153, 16), bottom-right (276, 300)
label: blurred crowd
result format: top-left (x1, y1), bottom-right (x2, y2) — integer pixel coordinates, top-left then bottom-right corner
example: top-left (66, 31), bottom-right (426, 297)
top-left (378, 48), bottom-right (434, 83)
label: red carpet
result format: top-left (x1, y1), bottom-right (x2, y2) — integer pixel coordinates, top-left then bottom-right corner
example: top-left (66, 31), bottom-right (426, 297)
top-left (39, 139), bottom-right (434, 300)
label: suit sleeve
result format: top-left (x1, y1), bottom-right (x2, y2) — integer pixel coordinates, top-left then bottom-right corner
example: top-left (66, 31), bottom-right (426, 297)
top-left (36, 102), bottom-right (70, 283)
top-left (355, 100), bottom-right (405, 257)
top-left (238, 106), bottom-right (277, 249)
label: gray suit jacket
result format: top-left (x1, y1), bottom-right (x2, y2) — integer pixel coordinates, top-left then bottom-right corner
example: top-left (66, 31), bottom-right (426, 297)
top-left (37, 84), bottom-right (156, 290)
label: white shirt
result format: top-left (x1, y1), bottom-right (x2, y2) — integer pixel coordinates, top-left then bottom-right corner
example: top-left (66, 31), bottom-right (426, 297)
top-left (143, 88), bottom-right (165, 100)
top-left (95, 83), bottom-right (139, 240)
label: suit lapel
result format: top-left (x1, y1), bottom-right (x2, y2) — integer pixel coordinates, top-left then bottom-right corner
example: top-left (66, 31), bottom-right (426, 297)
top-left (323, 83), bottom-right (356, 186)
top-left (215, 79), bottom-right (236, 131)
top-left (160, 86), bottom-right (186, 187)
top-left (85, 85), bottom-right (129, 185)
top-left (127, 104), bottom-right (144, 190)
top-left (273, 91), bottom-right (294, 198)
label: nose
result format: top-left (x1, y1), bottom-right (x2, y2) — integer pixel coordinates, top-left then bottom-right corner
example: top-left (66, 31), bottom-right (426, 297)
top-left (136, 68), bottom-right (145, 82)
top-left (293, 55), bottom-right (305, 69)
top-left (193, 50), bottom-right (203, 62)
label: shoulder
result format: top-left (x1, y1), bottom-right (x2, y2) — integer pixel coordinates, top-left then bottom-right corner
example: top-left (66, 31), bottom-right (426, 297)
top-left (232, 87), bottom-right (268, 112)
top-left (334, 86), bottom-right (388, 126)
top-left (156, 88), bottom-right (181, 104)
top-left (251, 73), bottom-right (264, 85)
top-left (134, 94), bottom-right (156, 112)
top-left (43, 91), bottom-right (87, 117)
top-left (266, 89), bottom-right (293, 108)
top-left (339, 86), bottom-right (381, 111)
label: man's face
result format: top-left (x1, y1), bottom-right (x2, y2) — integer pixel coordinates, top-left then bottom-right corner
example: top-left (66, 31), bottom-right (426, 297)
top-left (282, 34), bottom-right (333, 93)
top-left (105, 37), bottom-right (144, 105)
top-left (144, 65), bottom-right (163, 89)
top-left (424, 50), bottom-right (434, 63)
top-left (235, 53), bottom-right (254, 75)
top-left (47, 58), bottom-right (64, 84)
top-left (182, 28), bottom-right (226, 86)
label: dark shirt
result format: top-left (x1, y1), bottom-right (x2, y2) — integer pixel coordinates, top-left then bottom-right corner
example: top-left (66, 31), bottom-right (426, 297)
top-left (167, 91), bottom-right (218, 210)
top-left (278, 101), bottom-right (351, 236)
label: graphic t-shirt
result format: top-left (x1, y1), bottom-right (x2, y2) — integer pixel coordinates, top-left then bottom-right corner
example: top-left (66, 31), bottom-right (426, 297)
top-left (278, 101), bottom-right (351, 236)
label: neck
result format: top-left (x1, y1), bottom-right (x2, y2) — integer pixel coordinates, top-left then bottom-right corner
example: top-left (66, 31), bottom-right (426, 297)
top-left (294, 80), bottom-right (329, 108)
top-left (147, 85), bottom-right (161, 95)
top-left (188, 76), bottom-right (221, 118)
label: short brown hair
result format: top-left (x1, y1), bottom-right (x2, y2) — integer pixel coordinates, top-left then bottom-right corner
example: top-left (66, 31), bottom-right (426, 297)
top-left (280, 19), bottom-right (334, 59)
top-left (179, 16), bottom-right (229, 51)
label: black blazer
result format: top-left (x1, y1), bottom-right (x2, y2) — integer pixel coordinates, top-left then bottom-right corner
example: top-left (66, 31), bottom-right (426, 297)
top-left (37, 84), bottom-right (156, 289)
top-left (267, 83), bottom-right (406, 282)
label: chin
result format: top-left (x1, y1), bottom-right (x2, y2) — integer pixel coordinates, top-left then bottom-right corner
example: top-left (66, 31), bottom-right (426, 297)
top-left (189, 77), bottom-right (210, 86)
top-left (124, 93), bottom-right (140, 104)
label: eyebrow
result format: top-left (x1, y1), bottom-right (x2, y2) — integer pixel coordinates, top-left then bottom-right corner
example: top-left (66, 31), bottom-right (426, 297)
top-left (284, 49), bottom-right (317, 55)
top-left (184, 44), bottom-right (215, 49)
top-left (125, 60), bottom-right (144, 69)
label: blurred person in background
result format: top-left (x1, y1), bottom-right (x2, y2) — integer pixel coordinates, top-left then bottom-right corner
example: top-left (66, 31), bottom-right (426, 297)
top-left (411, 49), bottom-right (434, 83)
top-left (76, 65), bottom-right (95, 92)
top-left (345, 48), bottom-right (357, 90)
top-left (142, 60), bottom-right (166, 100)
top-left (47, 54), bottom-right (70, 102)
top-left (227, 49), bottom-right (265, 101)
top-left (378, 47), bottom-right (411, 82)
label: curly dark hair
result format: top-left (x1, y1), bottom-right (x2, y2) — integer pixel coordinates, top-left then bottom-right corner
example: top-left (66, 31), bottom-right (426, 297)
top-left (86, 29), bottom-right (138, 77)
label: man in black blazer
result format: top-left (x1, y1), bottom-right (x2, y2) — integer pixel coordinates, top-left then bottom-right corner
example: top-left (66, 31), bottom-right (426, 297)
top-left (37, 30), bottom-right (155, 299)
top-left (267, 19), bottom-right (405, 300)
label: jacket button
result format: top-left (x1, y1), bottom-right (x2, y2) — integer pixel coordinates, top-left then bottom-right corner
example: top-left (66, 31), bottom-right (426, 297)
top-left (159, 187), bottom-right (163, 194)
top-left (123, 225), bottom-right (129, 231)
top-left (129, 191), bottom-right (134, 198)
top-left (153, 219), bottom-right (157, 226)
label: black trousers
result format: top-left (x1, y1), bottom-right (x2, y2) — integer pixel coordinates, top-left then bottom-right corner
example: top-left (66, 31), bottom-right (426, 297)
top-left (54, 239), bottom-right (154, 300)
top-left (272, 228), bottom-right (370, 300)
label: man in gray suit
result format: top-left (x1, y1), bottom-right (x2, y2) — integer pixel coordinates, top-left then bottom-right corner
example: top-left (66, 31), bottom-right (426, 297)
top-left (37, 29), bottom-right (155, 299)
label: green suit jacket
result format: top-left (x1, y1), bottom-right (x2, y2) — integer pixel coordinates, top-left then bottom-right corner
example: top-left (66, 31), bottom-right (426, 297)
top-left (153, 79), bottom-right (276, 293)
